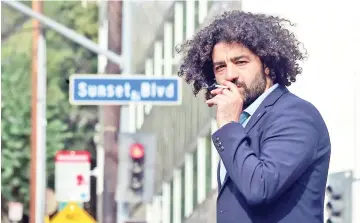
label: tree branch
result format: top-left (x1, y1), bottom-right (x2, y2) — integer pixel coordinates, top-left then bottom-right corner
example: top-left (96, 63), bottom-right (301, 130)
top-left (1, 12), bottom-right (29, 43)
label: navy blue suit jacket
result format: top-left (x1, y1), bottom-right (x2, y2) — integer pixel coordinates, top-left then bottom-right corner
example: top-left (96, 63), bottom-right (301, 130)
top-left (212, 86), bottom-right (331, 223)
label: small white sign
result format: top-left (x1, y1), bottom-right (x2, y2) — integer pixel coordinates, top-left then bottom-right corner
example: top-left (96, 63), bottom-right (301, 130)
top-left (8, 202), bottom-right (23, 222)
top-left (55, 150), bottom-right (91, 202)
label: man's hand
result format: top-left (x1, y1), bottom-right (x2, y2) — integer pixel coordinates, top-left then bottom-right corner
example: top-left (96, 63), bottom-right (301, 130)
top-left (206, 81), bottom-right (244, 128)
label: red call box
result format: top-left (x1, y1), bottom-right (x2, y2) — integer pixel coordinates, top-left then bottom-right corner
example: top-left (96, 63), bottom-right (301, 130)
top-left (130, 143), bottom-right (145, 159)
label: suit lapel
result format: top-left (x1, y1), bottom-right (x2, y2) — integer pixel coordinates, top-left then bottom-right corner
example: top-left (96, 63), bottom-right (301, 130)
top-left (244, 108), bottom-right (267, 133)
top-left (245, 86), bottom-right (289, 133)
top-left (217, 86), bottom-right (289, 199)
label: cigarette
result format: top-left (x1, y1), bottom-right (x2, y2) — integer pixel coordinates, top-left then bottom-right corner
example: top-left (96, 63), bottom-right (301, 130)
top-left (215, 85), bottom-right (229, 89)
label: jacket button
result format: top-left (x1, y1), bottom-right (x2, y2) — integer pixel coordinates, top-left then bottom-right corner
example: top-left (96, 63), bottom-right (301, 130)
top-left (216, 137), bottom-right (220, 142)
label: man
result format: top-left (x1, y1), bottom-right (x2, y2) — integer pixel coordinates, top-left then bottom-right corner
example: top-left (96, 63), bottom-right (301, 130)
top-left (177, 11), bottom-right (331, 223)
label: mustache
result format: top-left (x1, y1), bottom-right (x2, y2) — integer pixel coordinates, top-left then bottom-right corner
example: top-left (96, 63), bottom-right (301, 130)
top-left (232, 80), bottom-right (246, 89)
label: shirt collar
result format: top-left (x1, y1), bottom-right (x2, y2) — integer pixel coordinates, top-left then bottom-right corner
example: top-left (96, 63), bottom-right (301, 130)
top-left (244, 83), bottom-right (279, 117)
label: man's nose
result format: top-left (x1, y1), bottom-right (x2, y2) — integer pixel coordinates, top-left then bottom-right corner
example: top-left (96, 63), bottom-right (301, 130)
top-left (225, 64), bottom-right (239, 82)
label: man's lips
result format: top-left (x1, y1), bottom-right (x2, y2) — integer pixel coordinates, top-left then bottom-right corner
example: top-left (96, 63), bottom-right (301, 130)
top-left (236, 83), bottom-right (245, 88)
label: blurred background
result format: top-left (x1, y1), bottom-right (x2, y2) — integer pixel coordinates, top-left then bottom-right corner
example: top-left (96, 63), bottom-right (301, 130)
top-left (1, 0), bottom-right (359, 223)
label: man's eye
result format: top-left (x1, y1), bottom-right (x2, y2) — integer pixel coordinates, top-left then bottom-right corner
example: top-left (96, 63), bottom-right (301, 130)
top-left (235, 60), bottom-right (247, 65)
top-left (215, 65), bottom-right (225, 70)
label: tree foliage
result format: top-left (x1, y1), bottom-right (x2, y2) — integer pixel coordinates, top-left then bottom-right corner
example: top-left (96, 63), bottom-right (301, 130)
top-left (1, 2), bottom-right (99, 215)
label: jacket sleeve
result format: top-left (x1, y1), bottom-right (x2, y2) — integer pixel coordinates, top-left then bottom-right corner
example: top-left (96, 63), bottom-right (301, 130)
top-left (212, 106), bottom-right (319, 206)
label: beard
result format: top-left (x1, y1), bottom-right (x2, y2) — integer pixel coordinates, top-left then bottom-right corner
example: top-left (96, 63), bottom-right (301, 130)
top-left (237, 70), bottom-right (267, 110)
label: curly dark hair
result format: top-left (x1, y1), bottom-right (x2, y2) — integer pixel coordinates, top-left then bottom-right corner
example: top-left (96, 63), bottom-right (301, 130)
top-left (177, 10), bottom-right (307, 99)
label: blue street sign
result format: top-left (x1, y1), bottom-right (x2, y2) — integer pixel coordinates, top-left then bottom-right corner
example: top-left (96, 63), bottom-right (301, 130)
top-left (69, 74), bottom-right (182, 105)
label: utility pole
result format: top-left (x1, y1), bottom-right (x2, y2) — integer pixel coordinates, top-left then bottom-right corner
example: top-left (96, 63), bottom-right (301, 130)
top-left (30, 0), bottom-right (47, 223)
top-left (102, 1), bottom-right (123, 223)
top-left (96, 0), bottom-right (108, 222)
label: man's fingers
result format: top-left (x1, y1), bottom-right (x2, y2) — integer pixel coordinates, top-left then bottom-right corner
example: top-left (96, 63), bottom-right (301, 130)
top-left (206, 97), bottom-right (219, 106)
top-left (206, 94), bottom-right (227, 106)
top-left (206, 98), bottom-right (217, 107)
top-left (222, 81), bottom-right (240, 95)
top-left (211, 87), bottom-right (235, 98)
top-left (220, 88), bottom-right (233, 97)
top-left (210, 88), bottom-right (223, 95)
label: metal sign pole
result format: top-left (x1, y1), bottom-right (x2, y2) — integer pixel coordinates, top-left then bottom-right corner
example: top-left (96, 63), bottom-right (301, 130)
top-left (35, 24), bottom-right (47, 223)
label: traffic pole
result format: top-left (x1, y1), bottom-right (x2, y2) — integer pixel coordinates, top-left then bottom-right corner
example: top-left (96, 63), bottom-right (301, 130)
top-left (117, 0), bottom-right (133, 222)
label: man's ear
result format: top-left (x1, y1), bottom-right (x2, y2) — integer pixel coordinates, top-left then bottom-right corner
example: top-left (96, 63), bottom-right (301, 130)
top-left (264, 66), bottom-right (270, 76)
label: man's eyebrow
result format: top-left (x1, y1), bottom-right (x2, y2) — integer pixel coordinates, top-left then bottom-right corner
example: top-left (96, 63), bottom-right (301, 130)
top-left (213, 56), bottom-right (250, 66)
top-left (231, 56), bottom-right (250, 61)
top-left (213, 61), bottom-right (225, 66)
